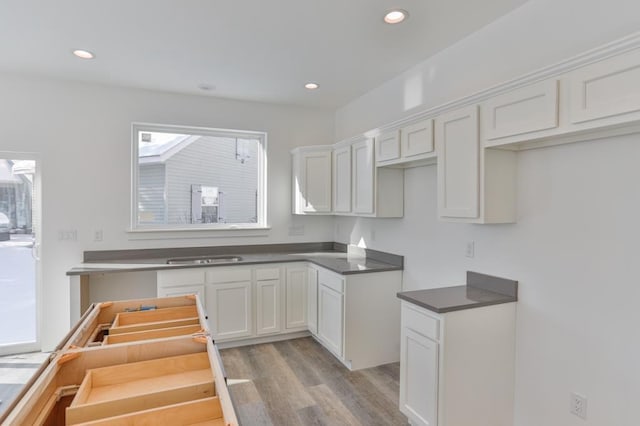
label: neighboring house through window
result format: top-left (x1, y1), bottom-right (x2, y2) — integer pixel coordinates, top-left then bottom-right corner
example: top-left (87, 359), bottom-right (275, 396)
top-left (132, 123), bottom-right (266, 230)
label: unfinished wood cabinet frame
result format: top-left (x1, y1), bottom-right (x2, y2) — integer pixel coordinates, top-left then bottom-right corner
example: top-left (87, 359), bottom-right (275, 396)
top-left (1, 295), bottom-right (238, 426)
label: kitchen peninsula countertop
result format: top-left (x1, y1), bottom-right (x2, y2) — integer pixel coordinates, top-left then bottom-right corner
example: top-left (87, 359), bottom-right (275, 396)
top-left (66, 242), bottom-right (403, 276)
top-left (397, 271), bottom-right (517, 313)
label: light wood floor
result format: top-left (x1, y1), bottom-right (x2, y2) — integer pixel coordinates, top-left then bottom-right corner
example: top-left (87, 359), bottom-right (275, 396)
top-left (220, 337), bottom-right (408, 426)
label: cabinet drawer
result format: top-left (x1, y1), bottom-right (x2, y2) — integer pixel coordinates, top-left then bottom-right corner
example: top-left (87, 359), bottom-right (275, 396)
top-left (318, 269), bottom-right (344, 293)
top-left (256, 267), bottom-right (280, 280)
top-left (206, 267), bottom-right (252, 284)
top-left (157, 269), bottom-right (205, 287)
top-left (402, 303), bottom-right (440, 341)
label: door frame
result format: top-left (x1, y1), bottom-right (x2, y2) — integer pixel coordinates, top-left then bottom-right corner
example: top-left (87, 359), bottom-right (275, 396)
top-left (0, 151), bottom-right (41, 355)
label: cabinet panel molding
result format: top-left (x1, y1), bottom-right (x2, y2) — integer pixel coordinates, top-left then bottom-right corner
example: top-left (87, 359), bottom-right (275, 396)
top-left (570, 49), bottom-right (640, 124)
top-left (483, 79), bottom-right (559, 141)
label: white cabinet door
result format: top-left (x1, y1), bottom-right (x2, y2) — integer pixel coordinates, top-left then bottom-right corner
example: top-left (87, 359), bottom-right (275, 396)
top-left (436, 105), bottom-right (480, 219)
top-left (157, 284), bottom-right (205, 302)
top-left (352, 139), bottom-right (374, 214)
top-left (206, 281), bottom-right (252, 340)
top-left (300, 149), bottom-right (332, 213)
top-left (375, 130), bottom-right (400, 162)
top-left (569, 48), bottom-right (640, 124)
top-left (285, 268), bottom-right (307, 329)
top-left (256, 279), bottom-right (281, 335)
top-left (400, 327), bottom-right (439, 426)
top-left (307, 267), bottom-right (318, 335)
top-left (483, 79), bottom-right (559, 142)
top-left (318, 284), bottom-right (344, 357)
top-left (332, 145), bottom-right (352, 213)
top-left (401, 119), bottom-right (434, 158)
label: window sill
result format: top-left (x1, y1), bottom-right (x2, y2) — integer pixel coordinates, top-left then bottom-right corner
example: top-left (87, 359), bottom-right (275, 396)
top-left (127, 226), bottom-right (271, 240)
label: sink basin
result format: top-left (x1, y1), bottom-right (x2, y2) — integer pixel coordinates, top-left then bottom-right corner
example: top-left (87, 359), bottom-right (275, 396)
top-left (166, 256), bottom-right (243, 265)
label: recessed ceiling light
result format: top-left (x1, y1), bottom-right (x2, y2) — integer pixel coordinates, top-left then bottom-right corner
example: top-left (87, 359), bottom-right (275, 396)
top-left (305, 82), bottom-right (319, 90)
top-left (72, 49), bottom-right (95, 59)
top-left (384, 9), bottom-right (408, 24)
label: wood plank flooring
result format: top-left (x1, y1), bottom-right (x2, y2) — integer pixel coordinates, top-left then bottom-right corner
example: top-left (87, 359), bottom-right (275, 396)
top-left (220, 337), bottom-right (408, 426)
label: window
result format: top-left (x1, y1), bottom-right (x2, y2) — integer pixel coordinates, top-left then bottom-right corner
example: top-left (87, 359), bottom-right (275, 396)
top-left (131, 123), bottom-right (267, 230)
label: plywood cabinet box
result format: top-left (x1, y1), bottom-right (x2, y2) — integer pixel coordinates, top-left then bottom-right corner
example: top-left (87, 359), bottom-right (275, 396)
top-left (1, 295), bottom-right (238, 426)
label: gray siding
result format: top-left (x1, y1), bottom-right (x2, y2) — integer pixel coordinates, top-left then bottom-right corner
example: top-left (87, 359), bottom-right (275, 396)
top-left (166, 136), bottom-right (259, 224)
top-left (138, 163), bottom-right (166, 224)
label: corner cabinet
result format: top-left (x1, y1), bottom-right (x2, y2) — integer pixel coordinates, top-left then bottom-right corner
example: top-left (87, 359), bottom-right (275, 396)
top-left (436, 105), bottom-right (516, 223)
top-left (400, 301), bottom-right (516, 426)
top-left (291, 146), bottom-right (332, 214)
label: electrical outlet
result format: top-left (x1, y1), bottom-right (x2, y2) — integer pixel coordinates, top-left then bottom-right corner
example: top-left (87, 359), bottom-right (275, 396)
top-left (570, 392), bottom-right (587, 419)
top-left (465, 241), bottom-right (475, 258)
top-left (58, 230), bottom-right (77, 241)
top-left (94, 229), bottom-right (103, 242)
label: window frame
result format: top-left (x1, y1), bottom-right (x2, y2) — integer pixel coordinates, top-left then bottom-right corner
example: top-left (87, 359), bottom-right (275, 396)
top-left (130, 122), bottom-right (268, 232)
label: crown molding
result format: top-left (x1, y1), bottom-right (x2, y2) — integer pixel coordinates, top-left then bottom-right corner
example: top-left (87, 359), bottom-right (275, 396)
top-left (337, 31), bottom-right (640, 146)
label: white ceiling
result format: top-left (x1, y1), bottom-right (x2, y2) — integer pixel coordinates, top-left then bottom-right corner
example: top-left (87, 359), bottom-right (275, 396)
top-left (0, 0), bottom-right (528, 109)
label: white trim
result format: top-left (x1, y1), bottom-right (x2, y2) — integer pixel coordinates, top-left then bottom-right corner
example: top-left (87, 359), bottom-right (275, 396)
top-left (131, 122), bottom-right (268, 233)
top-left (0, 151), bottom-right (41, 355)
top-left (337, 31), bottom-right (640, 145)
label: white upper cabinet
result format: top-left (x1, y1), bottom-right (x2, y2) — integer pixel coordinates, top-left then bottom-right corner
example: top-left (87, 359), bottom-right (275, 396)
top-left (375, 130), bottom-right (400, 162)
top-left (482, 80), bottom-right (559, 145)
top-left (332, 144), bottom-right (352, 213)
top-left (376, 120), bottom-right (435, 167)
top-left (352, 139), bottom-right (375, 214)
top-left (401, 119), bottom-right (434, 159)
top-left (436, 106), bottom-right (480, 219)
top-left (436, 105), bottom-right (516, 223)
top-left (293, 139), bottom-right (403, 217)
top-left (291, 146), bottom-right (332, 214)
top-left (568, 48), bottom-right (640, 125)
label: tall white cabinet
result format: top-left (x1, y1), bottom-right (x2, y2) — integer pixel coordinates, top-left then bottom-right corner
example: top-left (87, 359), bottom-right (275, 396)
top-left (399, 301), bottom-right (516, 426)
top-left (436, 105), bottom-right (516, 223)
top-left (291, 146), bottom-right (332, 214)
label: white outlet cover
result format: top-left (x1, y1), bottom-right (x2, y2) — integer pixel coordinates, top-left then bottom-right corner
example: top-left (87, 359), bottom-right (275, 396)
top-left (570, 392), bottom-right (587, 419)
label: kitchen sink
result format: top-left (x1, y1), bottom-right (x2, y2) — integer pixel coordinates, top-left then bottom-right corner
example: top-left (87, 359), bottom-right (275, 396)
top-left (166, 255), bottom-right (243, 265)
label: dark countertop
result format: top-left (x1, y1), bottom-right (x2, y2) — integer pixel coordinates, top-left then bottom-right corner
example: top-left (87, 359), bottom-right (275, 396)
top-left (67, 243), bottom-right (403, 277)
top-left (397, 271), bottom-right (517, 313)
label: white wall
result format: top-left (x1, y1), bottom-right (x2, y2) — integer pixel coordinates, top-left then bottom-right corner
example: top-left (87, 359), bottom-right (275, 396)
top-left (333, 1), bottom-right (640, 425)
top-left (336, 0), bottom-right (640, 141)
top-left (0, 73), bottom-right (334, 350)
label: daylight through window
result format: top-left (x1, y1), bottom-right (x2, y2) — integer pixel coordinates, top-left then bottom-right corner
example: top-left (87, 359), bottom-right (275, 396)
top-left (132, 124), bottom-right (266, 230)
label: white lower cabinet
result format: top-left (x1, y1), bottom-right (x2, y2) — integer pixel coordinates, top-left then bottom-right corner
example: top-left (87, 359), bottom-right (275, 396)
top-left (206, 281), bottom-right (252, 340)
top-left (307, 267), bottom-right (319, 336)
top-left (157, 284), bottom-right (205, 300)
top-left (156, 262), bottom-right (402, 371)
top-left (285, 267), bottom-right (308, 330)
top-left (400, 328), bottom-right (438, 426)
top-left (316, 268), bottom-right (402, 370)
top-left (317, 281), bottom-right (344, 357)
top-left (256, 279), bottom-right (281, 335)
top-left (399, 301), bottom-right (516, 426)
